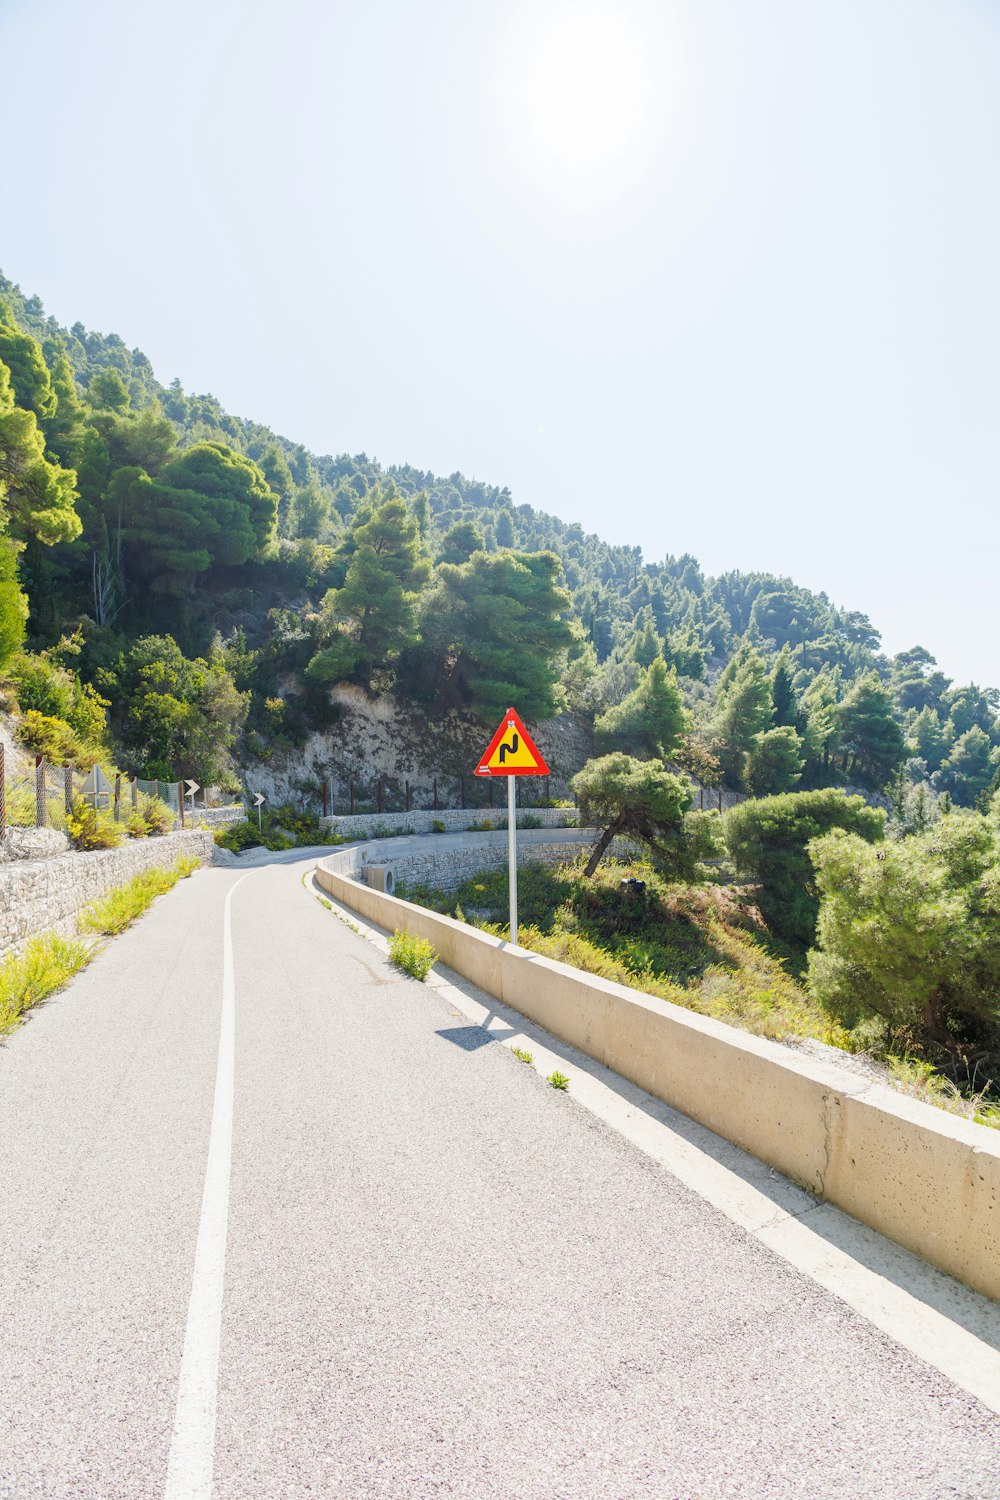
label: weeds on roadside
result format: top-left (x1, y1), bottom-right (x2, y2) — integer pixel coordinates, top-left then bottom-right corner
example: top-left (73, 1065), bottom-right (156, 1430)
top-left (512, 1047), bottom-right (534, 1067)
top-left (887, 1055), bottom-right (1000, 1130)
top-left (0, 934), bottom-right (93, 1035)
top-left (78, 857), bottom-right (200, 936)
top-left (388, 930), bottom-right (437, 981)
top-left (547, 1071), bottom-right (570, 1091)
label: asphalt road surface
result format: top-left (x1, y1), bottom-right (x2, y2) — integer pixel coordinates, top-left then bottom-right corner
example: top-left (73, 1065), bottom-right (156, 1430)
top-left (0, 854), bottom-right (997, 1500)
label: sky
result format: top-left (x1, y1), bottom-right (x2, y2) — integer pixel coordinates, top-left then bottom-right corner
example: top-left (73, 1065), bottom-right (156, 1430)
top-left (2, 0), bottom-right (998, 688)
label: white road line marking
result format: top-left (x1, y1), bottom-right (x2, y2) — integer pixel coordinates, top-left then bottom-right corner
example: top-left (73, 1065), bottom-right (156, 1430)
top-left (164, 873), bottom-right (249, 1500)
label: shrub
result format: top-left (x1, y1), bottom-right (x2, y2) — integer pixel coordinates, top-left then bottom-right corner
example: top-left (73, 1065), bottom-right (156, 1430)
top-left (388, 929), bottom-right (437, 980)
top-left (137, 793), bottom-right (174, 836)
top-left (723, 788), bottom-right (885, 945)
top-left (431, 819), bottom-right (447, 833)
top-left (215, 820), bottom-right (261, 853)
top-left (66, 796), bottom-right (122, 851)
top-left (16, 710), bottom-right (82, 765)
top-left (808, 811), bottom-right (1000, 1050)
top-left (518, 813), bottom-right (542, 830)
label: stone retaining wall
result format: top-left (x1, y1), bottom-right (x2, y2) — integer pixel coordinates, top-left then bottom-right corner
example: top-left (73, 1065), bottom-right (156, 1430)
top-left (0, 830), bottom-right (213, 959)
top-left (319, 806), bottom-right (577, 840)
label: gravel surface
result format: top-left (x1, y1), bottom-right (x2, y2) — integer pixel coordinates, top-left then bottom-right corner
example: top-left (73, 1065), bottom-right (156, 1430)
top-left (0, 855), bottom-right (997, 1499)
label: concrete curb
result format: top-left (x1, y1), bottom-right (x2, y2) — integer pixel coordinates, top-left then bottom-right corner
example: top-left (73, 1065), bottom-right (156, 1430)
top-left (315, 847), bottom-right (1000, 1304)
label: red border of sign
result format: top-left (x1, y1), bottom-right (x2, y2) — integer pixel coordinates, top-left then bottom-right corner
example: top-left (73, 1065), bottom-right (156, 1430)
top-left (474, 707), bottom-right (550, 777)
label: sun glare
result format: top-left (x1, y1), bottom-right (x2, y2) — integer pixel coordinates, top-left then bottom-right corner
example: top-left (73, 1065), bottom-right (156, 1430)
top-left (509, 6), bottom-right (651, 175)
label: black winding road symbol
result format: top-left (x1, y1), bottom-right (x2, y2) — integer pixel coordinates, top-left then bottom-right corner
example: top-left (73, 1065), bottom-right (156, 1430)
top-left (497, 733), bottom-right (519, 765)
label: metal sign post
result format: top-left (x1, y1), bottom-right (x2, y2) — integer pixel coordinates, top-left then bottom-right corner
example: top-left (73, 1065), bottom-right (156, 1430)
top-left (474, 707), bottom-right (549, 948)
top-left (253, 791), bottom-right (266, 831)
top-left (507, 774), bottom-right (518, 945)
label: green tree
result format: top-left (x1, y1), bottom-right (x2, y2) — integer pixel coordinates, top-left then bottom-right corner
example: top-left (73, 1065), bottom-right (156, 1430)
top-left (808, 812), bottom-right (1000, 1047)
top-left (104, 634), bottom-right (247, 782)
top-left (835, 672), bottom-right (906, 788)
top-left (770, 648), bottom-right (799, 727)
top-left (0, 534), bottom-right (27, 670)
top-left (908, 706), bottom-right (949, 772)
top-left (571, 753), bottom-right (693, 876)
top-left (436, 521), bottom-right (483, 566)
top-left (418, 549), bottom-right (572, 721)
top-left (723, 788), bottom-right (885, 944)
top-left (746, 725), bottom-right (805, 797)
top-left (595, 658), bottom-right (689, 760)
top-left (934, 726), bottom-right (998, 807)
top-left (108, 441), bottom-right (277, 591)
top-left (0, 308), bottom-right (56, 420)
top-left (306, 495), bottom-right (430, 686)
top-left (88, 368), bottom-right (130, 412)
top-left (631, 619), bottom-right (661, 669)
top-left (711, 646), bottom-right (773, 787)
top-left (0, 360), bottom-right (80, 545)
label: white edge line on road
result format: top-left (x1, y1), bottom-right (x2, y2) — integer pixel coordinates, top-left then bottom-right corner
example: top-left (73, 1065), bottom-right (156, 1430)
top-left (164, 871), bottom-right (250, 1500)
top-left (307, 870), bottom-right (1000, 1417)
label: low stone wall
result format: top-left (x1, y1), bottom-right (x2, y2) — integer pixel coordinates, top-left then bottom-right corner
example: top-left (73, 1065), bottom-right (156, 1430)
top-left (319, 806), bottom-right (577, 840)
top-left (0, 830), bottom-right (213, 959)
top-left (322, 826), bottom-right (635, 898)
top-left (188, 805), bottom-right (245, 829)
top-left (316, 845), bottom-right (1000, 1304)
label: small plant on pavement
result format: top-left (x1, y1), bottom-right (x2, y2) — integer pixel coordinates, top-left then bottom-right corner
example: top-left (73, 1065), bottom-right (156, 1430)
top-left (388, 929), bottom-right (437, 981)
top-left (512, 1047), bottom-right (534, 1066)
top-left (547, 1070), bottom-right (570, 1090)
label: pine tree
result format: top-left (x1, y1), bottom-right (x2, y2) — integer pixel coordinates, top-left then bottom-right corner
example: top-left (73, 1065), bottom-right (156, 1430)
top-left (595, 658), bottom-right (689, 760)
top-left (306, 495), bottom-right (430, 686)
top-left (836, 672), bottom-right (906, 789)
top-left (711, 646), bottom-right (773, 788)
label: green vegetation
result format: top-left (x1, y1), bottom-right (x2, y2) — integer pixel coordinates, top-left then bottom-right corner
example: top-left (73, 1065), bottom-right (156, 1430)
top-left (78, 856), bottom-right (201, 935)
top-left (388, 930), bottom-right (437, 981)
top-left (808, 802), bottom-right (1000, 1053)
top-left (0, 933), bottom-right (92, 1036)
top-left (723, 789), bottom-right (885, 944)
top-left (213, 803), bottom-right (345, 853)
top-left (66, 795), bottom-right (122, 850)
top-left (1, 271), bottom-right (996, 809)
top-left (399, 859), bottom-right (835, 1045)
top-left (570, 754), bottom-right (705, 877)
top-left (547, 1071), bottom-right (570, 1091)
top-left (511, 1046), bottom-right (534, 1066)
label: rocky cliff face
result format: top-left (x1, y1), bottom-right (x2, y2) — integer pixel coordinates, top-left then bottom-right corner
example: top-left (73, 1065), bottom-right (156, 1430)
top-left (238, 687), bottom-right (594, 812)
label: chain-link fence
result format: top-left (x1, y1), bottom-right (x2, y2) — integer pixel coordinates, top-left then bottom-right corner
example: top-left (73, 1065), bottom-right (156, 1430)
top-left (306, 772), bottom-right (563, 820)
top-left (0, 744), bottom-right (242, 841)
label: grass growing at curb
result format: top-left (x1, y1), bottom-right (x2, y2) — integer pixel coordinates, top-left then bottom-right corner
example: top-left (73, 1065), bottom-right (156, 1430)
top-left (388, 930), bottom-right (437, 981)
top-left (547, 1071), bottom-right (570, 1090)
top-left (512, 1046), bottom-right (534, 1066)
top-left (0, 856), bottom-right (201, 1036)
top-left (78, 856), bottom-right (201, 936)
top-left (0, 934), bottom-right (92, 1036)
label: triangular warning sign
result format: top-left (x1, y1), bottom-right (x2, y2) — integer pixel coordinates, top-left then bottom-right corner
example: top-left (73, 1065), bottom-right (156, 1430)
top-left (475, 707), bottom-right (550, 777)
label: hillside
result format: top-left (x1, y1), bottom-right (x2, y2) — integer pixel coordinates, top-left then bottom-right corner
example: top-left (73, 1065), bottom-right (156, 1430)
top-left (1, 269), bottom-right (998, 814)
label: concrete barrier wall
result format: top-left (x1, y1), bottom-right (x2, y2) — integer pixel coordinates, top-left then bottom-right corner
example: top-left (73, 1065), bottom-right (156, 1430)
top-left (0, 830), bottom-right (213, 958)
top-left (315, 852), bottom-right (1000, 1303)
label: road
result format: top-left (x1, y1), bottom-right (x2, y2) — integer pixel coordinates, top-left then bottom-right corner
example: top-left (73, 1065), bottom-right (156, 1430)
top-left (0, 853), bottom-right (997, 1500)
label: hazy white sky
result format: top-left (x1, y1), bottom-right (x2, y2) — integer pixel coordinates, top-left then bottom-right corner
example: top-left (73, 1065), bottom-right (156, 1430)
top-left (3, 0), bottom-right (998, 687)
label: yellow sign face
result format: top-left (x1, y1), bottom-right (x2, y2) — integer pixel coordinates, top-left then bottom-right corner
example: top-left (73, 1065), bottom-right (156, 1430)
top-left (475, 707), bottom-right (550, 777)
top-left (484, 728), bottom-right (544, 772)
